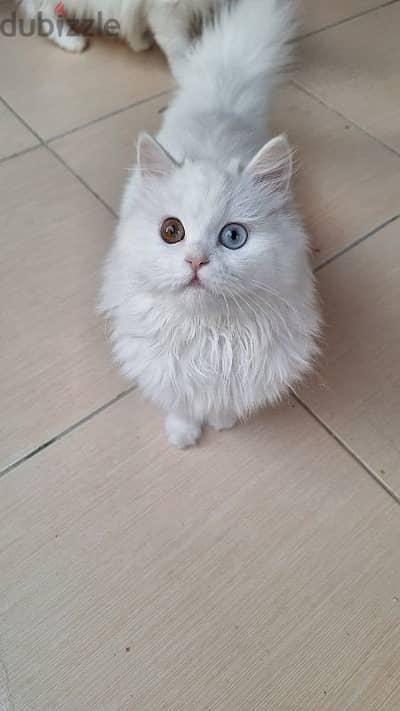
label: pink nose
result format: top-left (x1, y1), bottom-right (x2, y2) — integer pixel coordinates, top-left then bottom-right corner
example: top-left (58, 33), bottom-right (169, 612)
top-left (185, 257), bottom-right (209, 273)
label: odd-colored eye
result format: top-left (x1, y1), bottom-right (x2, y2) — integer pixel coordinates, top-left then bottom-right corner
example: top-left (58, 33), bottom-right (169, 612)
top-left (160, 217), bottom-right (185, 244)
top-left (219, 223), bottom-right (248, 250)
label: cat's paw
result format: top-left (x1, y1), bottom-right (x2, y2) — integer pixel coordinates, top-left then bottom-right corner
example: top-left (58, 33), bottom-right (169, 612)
top-left (208, 412), bottom-right (237, 431)
top-left (127, 31), bottom-right (154, 52)
top-left (55, 32), bottom-right (88, 53)
top-left (66, 34), bottom-right (88, 52)
top-left (165, 414), bottom-right (202, 449)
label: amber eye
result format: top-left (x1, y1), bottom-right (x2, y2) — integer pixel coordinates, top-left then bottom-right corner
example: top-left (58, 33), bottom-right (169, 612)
top-left (160, 217), bottom-right (185, 244)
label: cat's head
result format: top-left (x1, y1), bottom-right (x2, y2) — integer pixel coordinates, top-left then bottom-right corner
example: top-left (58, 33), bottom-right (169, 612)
top-left (118, 132), bottom-right (305, 309)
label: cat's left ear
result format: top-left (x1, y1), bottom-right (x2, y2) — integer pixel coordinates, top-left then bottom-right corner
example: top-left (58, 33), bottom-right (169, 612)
top-left (244, 134), bottom-right (292, 194)
top-left (137, 133), bottom-right (178, 177)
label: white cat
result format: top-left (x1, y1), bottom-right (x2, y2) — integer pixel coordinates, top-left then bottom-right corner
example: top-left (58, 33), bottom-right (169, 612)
top-left (21, 0), bottom-right (224, 61)
top-left (100, 0), bottom-right (321, 448)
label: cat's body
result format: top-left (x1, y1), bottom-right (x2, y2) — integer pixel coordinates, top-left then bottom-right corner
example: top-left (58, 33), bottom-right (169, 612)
top-left (22, 0), bottom-right (223, 60)
top-left (101, 0), bottom-right (321, 448)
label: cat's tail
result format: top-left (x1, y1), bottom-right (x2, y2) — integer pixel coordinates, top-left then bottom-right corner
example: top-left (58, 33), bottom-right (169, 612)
top-left (174, 0), bottom-right (295, 121)
top-left (173, 0), bottom-right (295, 120)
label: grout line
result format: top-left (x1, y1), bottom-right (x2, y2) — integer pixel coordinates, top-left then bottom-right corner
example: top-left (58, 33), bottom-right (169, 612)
top-left (314, 212), bottom-right (400, 272)
top-left (293, 0), bottom-right (400, 42)
top-left (291, 79), bottom-right (400, 158)
top-left (0, 386), bottom-right (136, 480)
top-left (46, 142), bottom-right (118, 217)
top-left (1, 89), bottom-right (172, 147)
top-left (47, 90), bottom-right (172, 144)
top-left (0, 96), bottom-right (44, 143)
top-left (0, 143), bottom-right (41, 165)
top-left (1, 94), bottom-right (118, 217)
top-left (294, 396), bottom-right (400, 505)
top-left (284, 79), bottom-right (400, 271)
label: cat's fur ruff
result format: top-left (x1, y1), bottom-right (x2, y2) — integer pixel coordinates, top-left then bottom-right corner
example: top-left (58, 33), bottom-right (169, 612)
top-left (21, 0), bottom-right (224, 61)
top-left (100, 0), bottom-right (321, 448)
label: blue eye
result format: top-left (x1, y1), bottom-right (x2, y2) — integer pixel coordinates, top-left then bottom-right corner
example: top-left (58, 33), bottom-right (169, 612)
top-left (219, 223), bottom-right (248, 250)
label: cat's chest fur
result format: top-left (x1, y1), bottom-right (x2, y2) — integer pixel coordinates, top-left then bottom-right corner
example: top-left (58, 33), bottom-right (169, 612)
top-left (111, 295), bottom-right (281, 418)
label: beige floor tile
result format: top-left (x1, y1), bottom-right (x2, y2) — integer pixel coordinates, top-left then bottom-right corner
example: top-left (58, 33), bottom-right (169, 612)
top-left (51, 94), bottom-right (168, 214)
top-left (271, 83), bottom-right (400, 264)
top-left (296, 2), bottom-right (400, 152)
top-left (0, 1), bottom-right (172, 140)
top-left (0, 100), bottom-right (39, 160)
top-left (299, 0), bottom-right (387, 35)
top-left (0, 148), bottom-right (124, 470)
top-left (1, 394), bottom-right (400, 710)
top-left (301, 219), bottom-right (400, 494)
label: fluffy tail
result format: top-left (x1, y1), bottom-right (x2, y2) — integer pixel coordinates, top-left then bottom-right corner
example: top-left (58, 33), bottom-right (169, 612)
top-left (173, 0), bottom-right (296, 120)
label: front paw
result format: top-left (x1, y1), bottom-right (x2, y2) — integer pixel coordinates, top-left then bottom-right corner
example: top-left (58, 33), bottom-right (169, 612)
top-left (208, 412), bottom-right (237, 432)
top-left (165, 413), bottom-right (202, 449)
top-left (57, 32), bottom-right (88, 53)
top-left (127, 31), bottom-right (154, 52)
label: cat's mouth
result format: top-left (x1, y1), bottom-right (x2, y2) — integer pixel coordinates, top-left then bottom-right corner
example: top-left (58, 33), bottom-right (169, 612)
top-left (183, 275), bottom-right (205, 290)
top-left (178, 272), bottom-right (212, 294)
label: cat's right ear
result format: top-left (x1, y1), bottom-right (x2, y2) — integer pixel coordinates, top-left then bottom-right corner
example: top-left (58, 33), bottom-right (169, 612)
top-left (137, 133), bottom-right (178, 177)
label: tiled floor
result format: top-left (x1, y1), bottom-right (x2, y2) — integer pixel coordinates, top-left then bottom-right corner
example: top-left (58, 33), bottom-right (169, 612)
top-left (1, 1), bottom-right (400, 709)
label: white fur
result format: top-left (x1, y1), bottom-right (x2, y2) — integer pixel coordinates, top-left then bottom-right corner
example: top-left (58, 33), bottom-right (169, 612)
top-left (21, 0), bottom-right (224, 61)
top-left (100, 0), bottom-right (321, 448)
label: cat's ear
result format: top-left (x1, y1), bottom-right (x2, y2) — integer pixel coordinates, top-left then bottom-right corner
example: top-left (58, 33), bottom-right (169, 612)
top-left (244, 135), bottom-right (292, 194)
top-left (137, 133), bottom-right (178, 177)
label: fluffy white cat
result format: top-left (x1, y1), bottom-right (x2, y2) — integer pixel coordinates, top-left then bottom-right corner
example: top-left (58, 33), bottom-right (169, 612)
top-left (100, 0), bottom-right (321, 448)
top-left (21, 0), bottom-right (224, 61)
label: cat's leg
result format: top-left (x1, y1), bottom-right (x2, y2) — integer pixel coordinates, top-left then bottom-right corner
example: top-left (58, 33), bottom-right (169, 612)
top-left (147, 1), bottom-right (191, 65)
top-left (165, 412), bottom-right (202, 449)
top-left (48, 19), bottom-right (88, 53)
top-left (123, 2), bottom-right (154, 52)
top-left (208, 411), bottom-right (237, 432)
top-left (126, 28), bottom-right (154, 52)
top-left (22, 0), bottom-right (87, 52)
top-left (125, 16), bottom-right (154, 52)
